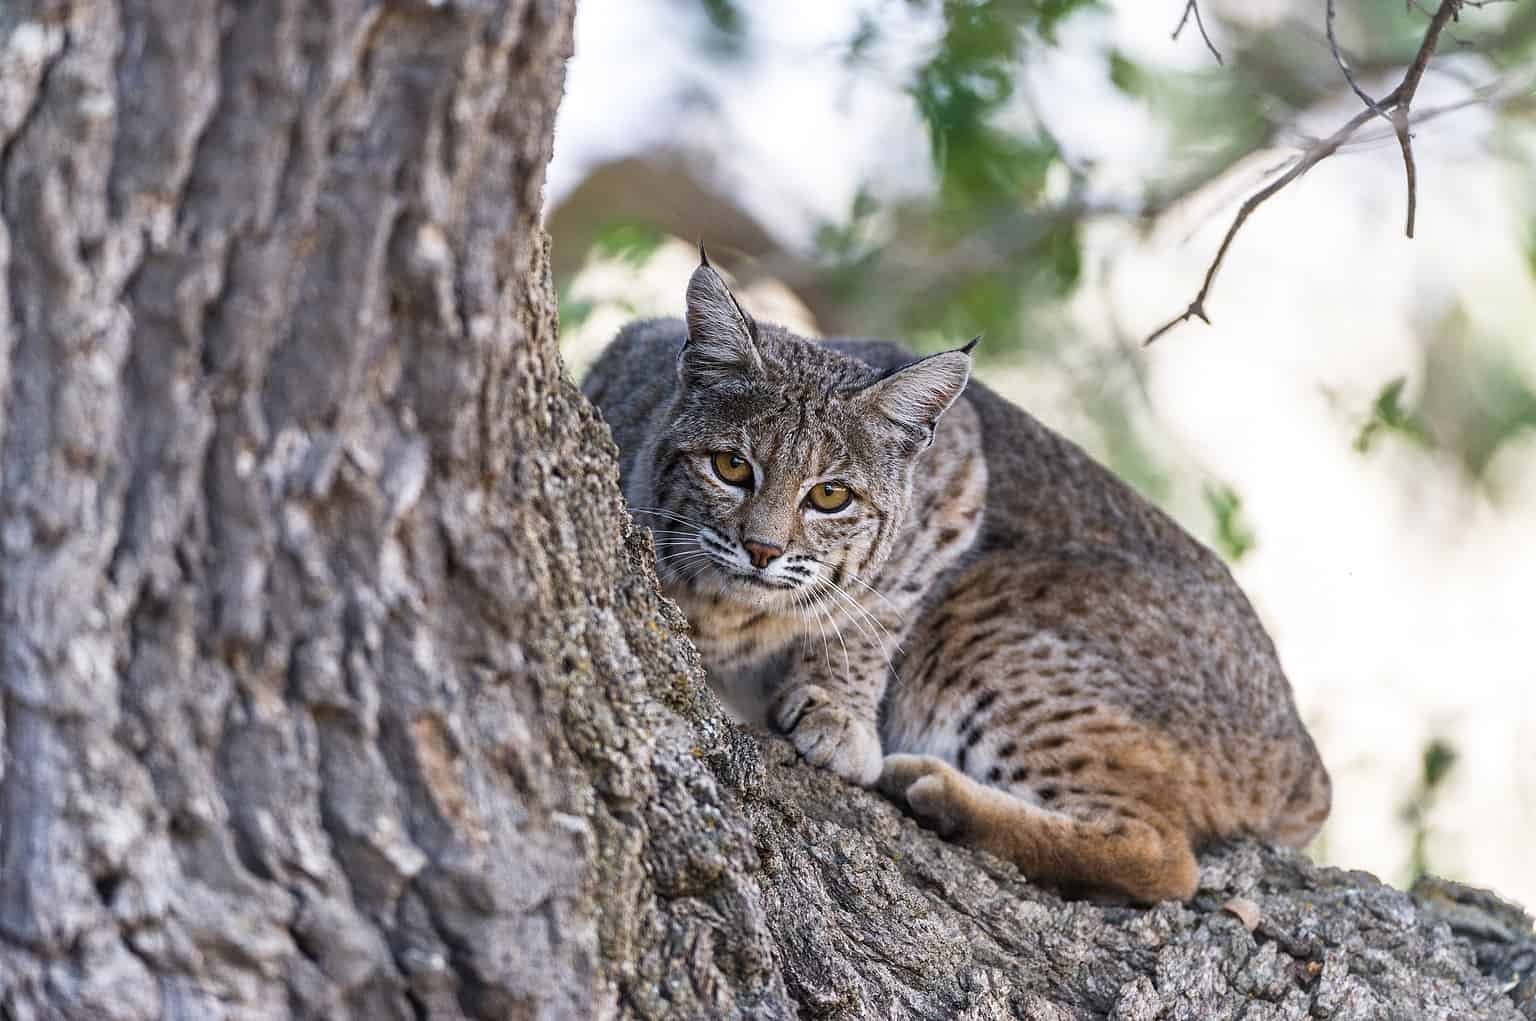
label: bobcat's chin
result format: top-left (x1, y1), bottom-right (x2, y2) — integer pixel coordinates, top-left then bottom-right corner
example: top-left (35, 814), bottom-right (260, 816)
top-left (713, 569), bottom-right (809, 611)
top-left (660, 559), bottom-right (805, 612)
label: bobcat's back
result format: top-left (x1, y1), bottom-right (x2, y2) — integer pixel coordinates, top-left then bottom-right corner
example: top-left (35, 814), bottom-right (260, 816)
top-left (834, 343), bottom-right (1331, 900)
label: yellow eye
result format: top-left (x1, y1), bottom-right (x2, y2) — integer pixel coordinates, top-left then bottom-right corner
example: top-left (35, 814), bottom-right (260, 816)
top-left (807, 481), bottom-right (852, 513)
top-left (711, 451), bottom-right (754, 487)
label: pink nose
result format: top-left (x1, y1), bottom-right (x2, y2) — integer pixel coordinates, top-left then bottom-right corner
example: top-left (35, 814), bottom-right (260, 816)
top-left (743, 540), bottom-right (783, 568)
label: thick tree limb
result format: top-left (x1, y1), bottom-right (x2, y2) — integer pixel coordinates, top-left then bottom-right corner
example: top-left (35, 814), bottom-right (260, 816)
top-left (1147, 0), bottom-right (1472, 344)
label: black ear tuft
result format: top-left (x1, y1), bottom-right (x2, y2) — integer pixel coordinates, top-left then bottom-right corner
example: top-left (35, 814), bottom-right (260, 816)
top-left (680, 259), bottom-right (762, 389)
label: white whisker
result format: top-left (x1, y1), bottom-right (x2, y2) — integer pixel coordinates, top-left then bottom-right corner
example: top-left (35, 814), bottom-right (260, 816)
top-left (838, 585), bottom-right (902, 654)
top-left (806, 579), bottom-right (852, 677)
top-left (659, 550), bottom-right (708, 561)
top-left (629, 506), bottom-right (709, 530)
top-left (807, 555), bottom-right (898, 612)
top-left (845, 571), bottom-right (900, 613)
top-left (657, 549), bottom-right (712, 573)
top-left (677, 559), bottom-right (716, 587)
top-left (815, 575), bottom-right (902, 682)
top-left (657, 550), bottom-right (710, 564)
top-left (808, 557), bottom-right (905, 656)
top-left (828, 599), bottom-right (852, 677)
top-left (803, 581), bottom-right (835, 675)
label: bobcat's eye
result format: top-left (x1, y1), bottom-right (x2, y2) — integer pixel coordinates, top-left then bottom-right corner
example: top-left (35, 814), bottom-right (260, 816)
top-left (711, 451), bottom-right (754, 487)
top-left (806, 481), bottom-right (853, 513)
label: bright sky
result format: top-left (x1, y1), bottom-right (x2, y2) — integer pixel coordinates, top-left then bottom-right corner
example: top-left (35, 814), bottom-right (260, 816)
top-left (550, 0), bottom-right (1536, 908)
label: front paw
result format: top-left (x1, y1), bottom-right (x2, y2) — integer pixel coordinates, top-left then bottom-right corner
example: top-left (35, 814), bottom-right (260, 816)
top-left (771, 685), bottom-right (883, 787)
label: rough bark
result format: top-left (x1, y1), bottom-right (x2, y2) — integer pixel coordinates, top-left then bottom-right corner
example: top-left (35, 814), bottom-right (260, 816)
top-left (0, 2), bottom-right (1532, 1020)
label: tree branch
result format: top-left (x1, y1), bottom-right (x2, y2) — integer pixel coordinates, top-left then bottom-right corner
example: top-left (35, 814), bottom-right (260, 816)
top-left (1326, 0), bottom-right (1393, 121)
top-left (1394, 0), bottom-right (1466, 237)
top-left (1143, 103), bottom-right (1382, 345)
top-left (1147, 0), bottom-right (1469, 344)
top-left (1172, 0), bottom-right (1224, 65)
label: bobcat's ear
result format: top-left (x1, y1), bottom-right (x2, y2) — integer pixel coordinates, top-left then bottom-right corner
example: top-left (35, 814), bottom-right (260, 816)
top-left (857, 340), bottom-right (977, 449)
top-left (680, 249), bottom-right (762, 389)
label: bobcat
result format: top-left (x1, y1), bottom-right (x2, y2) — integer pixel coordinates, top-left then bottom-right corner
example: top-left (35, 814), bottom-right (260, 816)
top-left (582, 253), bottom-right (1331, 903)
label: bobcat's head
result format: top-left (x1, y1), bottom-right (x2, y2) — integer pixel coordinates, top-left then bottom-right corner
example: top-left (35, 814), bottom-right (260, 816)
top-left (644, 253), bottom-right (974, 611)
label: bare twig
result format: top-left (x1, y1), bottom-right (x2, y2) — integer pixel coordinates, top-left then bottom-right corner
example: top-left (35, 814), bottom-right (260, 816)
top-left (1146, 0), bottom-right (1470, 344)
top-left (1408, 0), bottom-right (1472, 46)
top-left (1394, 0), bottom-right (1466, 238)
top-left (1172, 0), bottom-right (1224, 65)
top-left (1143, 103), bottom-right (1382, 345)
top-left (1326, 0), bottom-right (1392, 121)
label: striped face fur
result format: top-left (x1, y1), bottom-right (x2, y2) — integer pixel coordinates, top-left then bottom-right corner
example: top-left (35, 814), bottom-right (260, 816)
top-left (643, 259), bottom-right (972, 615)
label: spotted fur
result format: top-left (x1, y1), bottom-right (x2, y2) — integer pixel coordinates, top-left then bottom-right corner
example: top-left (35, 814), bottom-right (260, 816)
top-left (583, 257), bottom-right (1331, 903)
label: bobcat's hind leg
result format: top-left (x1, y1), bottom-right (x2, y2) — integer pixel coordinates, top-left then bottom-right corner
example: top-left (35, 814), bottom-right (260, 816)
top-left (878, 754), bottom-right (1198, 904)
top-left (877, 754), bottom-right (975, 837)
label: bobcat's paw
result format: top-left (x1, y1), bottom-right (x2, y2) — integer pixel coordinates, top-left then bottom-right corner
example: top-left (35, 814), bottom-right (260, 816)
top-left (772, 685), bottom-right (883, 787)
top-left (879, 754), bottom-right (967, 838)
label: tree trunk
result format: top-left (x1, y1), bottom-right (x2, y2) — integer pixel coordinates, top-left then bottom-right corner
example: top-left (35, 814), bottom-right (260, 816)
top-left (0, 2), bottom-right (1531, 1019)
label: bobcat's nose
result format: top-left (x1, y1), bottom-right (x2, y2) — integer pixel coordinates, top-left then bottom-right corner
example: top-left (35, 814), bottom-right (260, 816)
top-left (743, 540), bottom-right (784, 569)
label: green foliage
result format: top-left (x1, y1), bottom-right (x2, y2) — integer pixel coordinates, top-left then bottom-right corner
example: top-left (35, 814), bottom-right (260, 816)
top-left (699, 0), bottom-right (743, 34)
top-left (592, 221), bottom-right (666, 267)
top-left (1354, 377), bottom-right (1435, 454)
top-left (1350, 1), bottom-right (1532, 63)
top-left (935, 270), bottom-right (1038, 343)
top-left (1409, 306), bottom-right (1536, 482)
top-left (1401, 737), bottom-right (1459, 884)
top-left (1107, 49), bottom-right (1144, 96)
top-left (1043, 219), bottom-right (1081, 291)
top-left (1344, 320), bottom-right (1536, 489)
top-left (1450, 353), bottom-right (1536, 478)
top-left (1203, 483), bottom-right (1255, 562)
top-left (812, 189), bottom-right (880, 265)
top-left (559, 286), bottom-right (596, 332)
top-left (844, 13), bottom-right (880, 67)
top-left (695, 0), bottom-right (747, 58)
top-left (560, 220), bottom-right (667, 332)
top-left (1034, 0), bottom-right (1097, 42)
top-left (1079, 384), bottom-right (1171, 506)
top-left (810, 190), bottom-right (885, 316)
top-left (907, 1), bottom-right (1092, 212)
top-left (1527, 218), bottom-right (1536, 281)
top-left (1488, 3), bottom-right (1536, 66)
top-left (1421, 739), bottom-right (1457, 790)
top-left (838, 0), bottom-right (1094, 352)
top-left (1122, 63), bottom-right (1268, 208)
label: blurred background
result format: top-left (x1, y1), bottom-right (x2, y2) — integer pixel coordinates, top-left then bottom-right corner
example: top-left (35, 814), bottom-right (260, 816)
top-left (544, 0), bottom-right (1536, 906)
